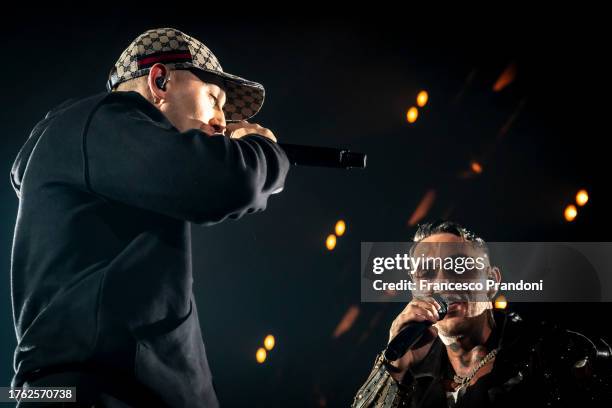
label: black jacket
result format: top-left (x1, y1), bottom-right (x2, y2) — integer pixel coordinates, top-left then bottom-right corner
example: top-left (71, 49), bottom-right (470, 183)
top-left (9, 91), bottom-right (290, 406)
top-left (352, 310), bottom-right (612, 407)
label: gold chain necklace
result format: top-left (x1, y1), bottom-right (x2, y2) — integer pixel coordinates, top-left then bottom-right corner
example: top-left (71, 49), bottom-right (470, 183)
top-left (452, 348), bottom-right (499, 391)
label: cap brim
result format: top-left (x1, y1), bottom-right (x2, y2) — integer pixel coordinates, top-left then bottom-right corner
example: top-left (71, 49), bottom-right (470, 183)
top-left (189, 67), bottom-right (265, 122)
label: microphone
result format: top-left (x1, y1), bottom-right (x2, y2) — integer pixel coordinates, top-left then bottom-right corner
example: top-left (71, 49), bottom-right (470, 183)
top-left (278, 143), bottom-right (367, 169)
top-left (384, 294), bottom-right (448, 362)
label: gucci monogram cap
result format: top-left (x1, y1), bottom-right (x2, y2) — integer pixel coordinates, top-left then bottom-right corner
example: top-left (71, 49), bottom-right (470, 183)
top-left (107, 27), bottom-right (265, 121)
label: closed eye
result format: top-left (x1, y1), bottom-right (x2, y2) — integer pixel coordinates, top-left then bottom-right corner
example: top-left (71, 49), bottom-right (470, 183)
top-left (209, 94), bottom-right (219, 108)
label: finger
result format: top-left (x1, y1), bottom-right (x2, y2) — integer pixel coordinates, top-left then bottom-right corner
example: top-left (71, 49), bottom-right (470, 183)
top-left (396, 300), bottom-right (430, 320)
top-left (391, 313), bottom-right (430, 340)
top-left (412, 313), bottom-right (430, 321)
top-left (229, 129), bottom-right (244, 139)
top-left (395, 313), bottom-right (430, 332)
top-left (261, 129), bottom-right (277, 142)
top-left (415, 297), bottom-right (440, 316)
top-left (408, 301), bottom-right (439, 321)
top-left (421, 296), bottom-right (442, 311)
top-left (407, 305), bottom-right (436, 321)
top-left (401, 302), bottom-right (430, 316)
top-left (394, 309), bottom-right (434, 330)
top-left (412, 297), bottom-right (441, 311)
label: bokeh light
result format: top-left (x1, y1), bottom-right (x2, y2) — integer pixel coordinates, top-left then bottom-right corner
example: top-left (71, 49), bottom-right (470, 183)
top-left (335, 220), bottom-right (346, 237)
top-left (264, 334), bottom-right (275, 351)
top-left (564, 204), bottom-right (578, 222)
top-left (494, 295), bottom-right (507, 309)
top-left (417, 90), bottom-right (429, 107)
top-left (406, 107), bottom-right (419, 123)
top-left (256, 347), bottom-right (267, 363)
top-left (326, 234), bottom-right (337, 250)
top-left (470, 161), bottom-right (483, 174)
top-left (576, 189), bottom-right (589, 207)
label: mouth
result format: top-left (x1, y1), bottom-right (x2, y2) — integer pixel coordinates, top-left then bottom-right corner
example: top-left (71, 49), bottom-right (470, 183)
top-left (445, 302), bottom-right (466, 317)
top-left (448, 302), bottom-right (462, 311)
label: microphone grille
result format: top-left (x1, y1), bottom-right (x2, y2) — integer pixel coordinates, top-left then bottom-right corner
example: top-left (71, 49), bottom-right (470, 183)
top-left (432, 294), bottom-right (448, 320)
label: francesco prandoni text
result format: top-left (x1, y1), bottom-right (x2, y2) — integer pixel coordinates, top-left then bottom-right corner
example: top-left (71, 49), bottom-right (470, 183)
top-left (372, 279), bottom-right (544, 292)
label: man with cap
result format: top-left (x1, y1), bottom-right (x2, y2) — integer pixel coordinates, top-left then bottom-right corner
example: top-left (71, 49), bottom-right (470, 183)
top-left (9, 28), bottom-right (289, 407)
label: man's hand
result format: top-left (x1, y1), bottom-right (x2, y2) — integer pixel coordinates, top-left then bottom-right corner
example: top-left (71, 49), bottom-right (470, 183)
top-left (225, 121), bottom-right (277, 142)
top-left (387, 297), bottom-right (441, 381)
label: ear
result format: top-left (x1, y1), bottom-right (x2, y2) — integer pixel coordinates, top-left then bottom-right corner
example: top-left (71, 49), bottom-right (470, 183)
top-left (486, 266), bottom-right (502, 299)
top-left (147, 63), bottom-right (170, 103)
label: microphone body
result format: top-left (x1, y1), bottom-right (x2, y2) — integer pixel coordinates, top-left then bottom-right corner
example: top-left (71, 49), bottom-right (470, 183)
top-left (384, 295), bottom-right (448, 362)
top-left (278, 143), bottom-right (367, 169)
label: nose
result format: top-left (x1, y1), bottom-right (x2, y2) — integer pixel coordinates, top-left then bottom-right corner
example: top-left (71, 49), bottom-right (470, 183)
top-left (209, 111), bottom-right (226, 134)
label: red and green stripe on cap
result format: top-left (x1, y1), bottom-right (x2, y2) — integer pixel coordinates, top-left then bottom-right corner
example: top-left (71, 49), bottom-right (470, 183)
top-left (137, 50), bottom-right (193, 69)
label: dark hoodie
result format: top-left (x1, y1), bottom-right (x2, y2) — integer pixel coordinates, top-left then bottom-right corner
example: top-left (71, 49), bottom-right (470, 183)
top-left (9, 91), bottom-right (290, 406)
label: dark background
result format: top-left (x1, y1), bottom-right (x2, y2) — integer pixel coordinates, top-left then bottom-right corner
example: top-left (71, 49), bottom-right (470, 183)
top-left (1, 12), bottom-right (609, 407)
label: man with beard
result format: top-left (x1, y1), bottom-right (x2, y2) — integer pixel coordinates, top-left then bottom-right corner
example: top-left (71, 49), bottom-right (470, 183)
top-left (352, 221), bottom-right (611, 407)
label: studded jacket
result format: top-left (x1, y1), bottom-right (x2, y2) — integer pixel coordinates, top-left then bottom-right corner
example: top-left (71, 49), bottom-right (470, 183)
top-left (352, 310), bottom-right (611, 408)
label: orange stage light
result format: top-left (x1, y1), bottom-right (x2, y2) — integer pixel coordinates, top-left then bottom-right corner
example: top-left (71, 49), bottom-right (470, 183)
top-left (406, 107), bottom-right (419, 123)
top-left (335, 220), bottom-right (346, 237)
top-left (256, 347), bottom-right (267, 363)
top-left (494, 295), bottom-right (507, 309)
top-left (470, 161), bottom-right (483, 174)
top-left (576, 190), bottom-right (589, 207)
top-left (326, 234), bottom-right (337, 250)
top-left (564, 205), bottom-right (578, 222)
top-left (493, 63), bottom-right (517, 92)
top-left (264, 334), bottom-right (275, 351)
top-left (332, 305), bottom-right (360, 338)
top-left (417, 90), bottom-right (429, 107)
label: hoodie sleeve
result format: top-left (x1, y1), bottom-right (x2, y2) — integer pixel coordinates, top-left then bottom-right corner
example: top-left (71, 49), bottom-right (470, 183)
top-left (83, 93), bottom-right (289, 225)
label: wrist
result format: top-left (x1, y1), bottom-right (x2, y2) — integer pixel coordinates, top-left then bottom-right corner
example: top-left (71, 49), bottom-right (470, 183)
top-left (381, 354), bottom-right (415, 384)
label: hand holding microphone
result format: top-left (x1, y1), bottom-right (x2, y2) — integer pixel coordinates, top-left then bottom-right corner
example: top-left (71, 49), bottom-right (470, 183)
top-left (226, 120), bottom-right (277, 142)
top-left (222, 121), bottom-right (367, 169)
top-left (384, 296), bottom-right (448, 382)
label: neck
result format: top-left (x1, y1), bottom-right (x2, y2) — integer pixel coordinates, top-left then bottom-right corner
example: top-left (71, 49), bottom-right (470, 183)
top-left (440, 311), bottom-right (494, 377)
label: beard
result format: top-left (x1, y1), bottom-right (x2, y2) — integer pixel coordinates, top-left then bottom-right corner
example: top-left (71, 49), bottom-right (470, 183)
top-left (435, 302), bottom-right (493, 340)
